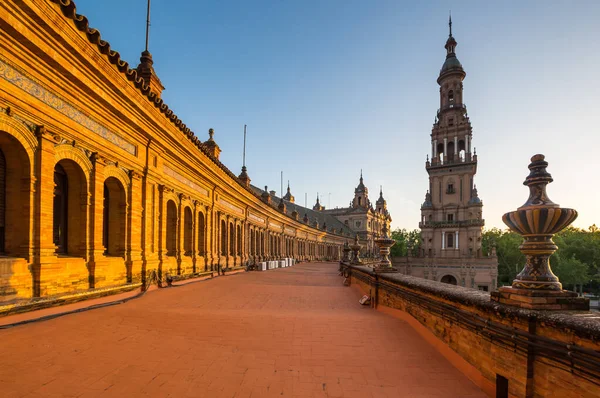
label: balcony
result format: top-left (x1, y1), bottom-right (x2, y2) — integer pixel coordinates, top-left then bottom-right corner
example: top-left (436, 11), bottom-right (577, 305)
top-left (419, 219), bottom-right (485, 229)
top-left (437, 102), bottom-right (466, 115)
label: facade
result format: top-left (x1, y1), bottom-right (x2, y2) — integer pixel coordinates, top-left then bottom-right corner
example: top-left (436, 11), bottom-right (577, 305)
top-left (392, 19), bottom-right (498, 291)
top-left (0, 0), bottom-right (350, 304)
top-left (318, 172), bottom-right (392, 256)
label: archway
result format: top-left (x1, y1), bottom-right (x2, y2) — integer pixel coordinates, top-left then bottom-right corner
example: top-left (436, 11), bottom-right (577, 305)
top-left (220, 220), bottom-right (227, 256)
top-left (183, 207), bottom-right (192, 256)
top-left (54, 159), bottom-right (87, 256)
top-left (197, 212), bottom-right (205, 256)
top-left (440, 275), bottom-right (458, 285)
top-left (166, 200), bottom-right (177, 256)
top-left (103, 177), bottom-right (126, 256)
top-left (0, 132), bottom-right (31, 256)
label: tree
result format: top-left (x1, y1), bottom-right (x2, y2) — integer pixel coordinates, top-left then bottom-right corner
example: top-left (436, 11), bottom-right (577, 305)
top-left (390, 228), bottom-right (421, 257)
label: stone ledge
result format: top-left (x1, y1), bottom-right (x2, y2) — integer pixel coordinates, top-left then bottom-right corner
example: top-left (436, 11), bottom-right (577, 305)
top-left (0, 283), bottom-right (142, 318)
top-left (347, 265), bottom-right (600, 340)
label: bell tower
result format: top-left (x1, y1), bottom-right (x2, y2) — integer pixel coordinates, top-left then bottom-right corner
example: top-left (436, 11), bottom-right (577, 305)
top-left (352, 170), bottom-right (369, 209)
top-left (420, 16), bottom-right (484, 259)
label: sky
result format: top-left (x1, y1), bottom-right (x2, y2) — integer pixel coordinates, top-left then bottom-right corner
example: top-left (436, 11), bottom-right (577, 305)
top-left (73, 0), bottom-right (600, 230)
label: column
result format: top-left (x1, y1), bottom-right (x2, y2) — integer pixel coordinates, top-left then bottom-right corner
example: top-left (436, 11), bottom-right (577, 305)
top-left (465, 135), bottom-right (470, 154)
top-left (454, 136), bottom-right (458, 155)
top-left (177, 194), bottom-right (184, 271)
top-left (455, 231), bottom-right (459, 250)
top-left (127, 171), bottom-right (143, 281)
top-left (433, 139), bottom-right (437, 158)
top-left (33, 127), bottom-right (58, 297)
top-left (441, 231), bottom-right (445, 250)
top-left (88, 154), bottom-right (106, 288)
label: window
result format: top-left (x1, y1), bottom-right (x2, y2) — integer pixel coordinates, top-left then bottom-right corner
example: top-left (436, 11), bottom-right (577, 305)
top-left (448, 90), bottom-right (454, 104)
top-left (478, 285), bottom-right (489, 292)
top-left (447, 214), bottom-right (454, 222)
top-left (446, 232), bottom-right (454, 248)
top-left (448, 118), bottom-right (454, 126)
top-left (53, 164), bottom-right (68, 253)
top-left (355, 221), bottom-right (361, 228)
top-left (447, 183), bottom-right (455, 194)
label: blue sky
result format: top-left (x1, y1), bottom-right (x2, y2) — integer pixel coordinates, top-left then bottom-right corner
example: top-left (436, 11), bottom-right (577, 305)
top-left (73, 0), bottom-right (600, 230)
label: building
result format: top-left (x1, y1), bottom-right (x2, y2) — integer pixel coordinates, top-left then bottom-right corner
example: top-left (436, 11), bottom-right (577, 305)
top-left (392, 18), bottom-right (498, 291)
top-left (317, 172), bottom-right (392, 256)
top-left (0, 0), bottom-right (350, 304)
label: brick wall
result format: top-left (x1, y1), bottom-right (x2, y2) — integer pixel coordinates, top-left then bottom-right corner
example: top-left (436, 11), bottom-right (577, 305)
top-left (348, 265), bottom-right (600, 398)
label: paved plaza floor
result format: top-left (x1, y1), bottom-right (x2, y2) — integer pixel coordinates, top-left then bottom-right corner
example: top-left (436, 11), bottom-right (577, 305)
top-left (0, 262), bottom-right (485, 397)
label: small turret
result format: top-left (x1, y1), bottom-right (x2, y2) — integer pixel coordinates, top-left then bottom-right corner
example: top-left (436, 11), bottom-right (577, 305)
top-left (203, 128), bottom-right (221, 160)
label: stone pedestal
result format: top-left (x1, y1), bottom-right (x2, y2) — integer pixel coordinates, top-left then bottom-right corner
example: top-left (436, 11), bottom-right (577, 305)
top-left (374, 225), bottom-right (397, 273)
top-left (491, 287), bottom-right (589, 310)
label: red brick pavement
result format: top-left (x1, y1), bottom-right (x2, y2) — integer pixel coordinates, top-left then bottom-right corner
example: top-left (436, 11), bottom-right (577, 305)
top-left (0, 262), bottom-right (485, 397)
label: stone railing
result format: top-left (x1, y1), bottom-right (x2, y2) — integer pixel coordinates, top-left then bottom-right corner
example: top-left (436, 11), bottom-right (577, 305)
top-left (343, 264), bottom-right (600, 398)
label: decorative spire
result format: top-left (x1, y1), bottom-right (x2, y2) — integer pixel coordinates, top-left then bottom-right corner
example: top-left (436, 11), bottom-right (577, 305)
top-left (360, 169), bottom-right (363, 184)
top-left (136, 0), bottom-right (164, 97)
top-left (449, 11), bottom-right (452, 38)
top-left (282, 180), bottom-right (295, 203)
top-left (203, 128), bottom-right (221, 160)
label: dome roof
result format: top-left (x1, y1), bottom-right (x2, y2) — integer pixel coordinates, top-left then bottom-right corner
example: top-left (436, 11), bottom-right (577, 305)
top-left (440, 55), bottom-right (463, 74)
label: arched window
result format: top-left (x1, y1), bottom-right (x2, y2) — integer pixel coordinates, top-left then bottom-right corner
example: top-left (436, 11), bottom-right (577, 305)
top-left (358, 197), bottom-right (362, 206)
top-left (53, 164), bottom-right (68, 253)
top-left (53, 159), bottom-right (87, 256)
top-left (448, 90), bottom-right (454, 104)
top-left (103, 177), bottom-right (126, 256)
top-left (166, 200), bottom-right (177, 256)
top-left (237, 225), bottom-right (242, 255)
top-left (229, 222), bottom-right (235, 256)
top-left (0, 133), bottom-right (32, 257)
top-left (197, 212), bottom-right (205, 255)
top-left (441, 274), bottom-right (457, 285)
top-left (447, 142), bottom-right (455, 162)
top-left (183, 207), bottom-right (193, 256)
top-left (221, 220), bottom-right (227, 256)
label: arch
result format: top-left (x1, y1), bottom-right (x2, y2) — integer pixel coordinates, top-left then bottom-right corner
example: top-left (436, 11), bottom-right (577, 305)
top-left (103, 164), bottom-right (130, 193)
top-left (237, 224), bottom-right (242, 255)
top-left (166, 200), bottom-right (177, 256)
top-left (440, 274), bottom-right (458, 285)
top-left (197, 211), bottom-right (205, 255)
top-left (220, 219), bottom-right (227, 256)
top-left (183, 206), bottom-right (193, 256)
top-left (0, 131), bottom-right (32, 256)
top-left (229, 222), bottom-right (235, 256)
top-left (446, 142), bottom-right (455, 162)
top-left (437, 143), bottom-right (444, 161)
top-left (0, 113), bottom-right (37, 162)
top-left (54, 144), bottom-right (93, 177)
top-left (54, 158), bottom-right (88, 256)
top-left (103, 176), bottom-right (126, 256)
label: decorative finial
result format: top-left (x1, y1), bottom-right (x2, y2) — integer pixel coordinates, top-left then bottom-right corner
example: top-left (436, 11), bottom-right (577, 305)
top-left (208, 128), bottom-right (214, 141)
top-left (449, 11), bottom-right (452, 37)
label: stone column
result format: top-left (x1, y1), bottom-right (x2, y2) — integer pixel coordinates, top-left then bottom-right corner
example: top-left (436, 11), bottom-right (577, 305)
top-left (157, 185), bottom-right (167, 272)
top-left (32, 127), bottom-right (58, 297)
top-left (433, 139), bottom-right (437, 158)
top-left (441, 231), bottom-right (445, 250)
top-left (88, 154), bottom-right (106, 288)
top-left (455, 230), bottom-right (459, 250)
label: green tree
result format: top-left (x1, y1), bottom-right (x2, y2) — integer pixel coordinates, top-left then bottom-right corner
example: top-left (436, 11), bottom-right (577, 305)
top-left (390, 228), bottom-right (421, 257)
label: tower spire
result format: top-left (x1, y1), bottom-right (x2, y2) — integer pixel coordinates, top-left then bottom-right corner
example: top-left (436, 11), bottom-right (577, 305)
top-left (449, 11), bottom-right (452, 38)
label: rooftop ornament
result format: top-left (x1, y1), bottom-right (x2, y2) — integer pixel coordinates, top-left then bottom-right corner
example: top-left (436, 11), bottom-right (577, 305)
top-left (491, 154), bottom-right (589, 310)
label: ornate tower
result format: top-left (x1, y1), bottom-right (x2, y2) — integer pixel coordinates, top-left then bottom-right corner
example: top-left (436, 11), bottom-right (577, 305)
top-left (420, 17), bottom-right (484, 259)
top-left (352, 171), bottom-right (369, 209)
top-left (376, 186), bottom-right (387, 214)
